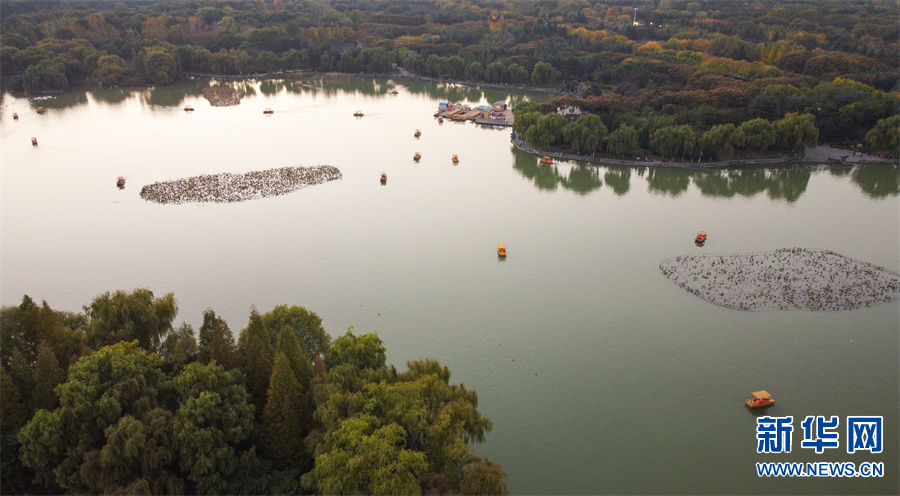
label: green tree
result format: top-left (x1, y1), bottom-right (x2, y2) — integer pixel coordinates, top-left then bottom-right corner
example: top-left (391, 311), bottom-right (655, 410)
top-left (198, 308), bottom-right (239, 369)
top-left (160, 322), bottom-right (197, 371)
top-left (733, 118), bottom-right (776, 151)
top-left (699, 123), bottom-right (736, 160)
top-left (866, 115), bottom-right (900, 156)
top-left (465, 61), bottom-right (483, 81)
top-left (261, 304), bottom-right (331, 361)
top-left (304, 417), bottom-right (427, 495)
top-left (240, 308), bottom-right (274, 416)
top-left (256, 50), bottom-right (282, 73)
top-left (261, 352), bottom-right (308, 470)
top-left (94, 54), bottom-right (127, 87)
top-left (775, 112), bottom-right (819, 157)
top-left (23, 59), bottom-right (69, 92)
top-left (607, 124), bottom-right (639, 159)
top-left (85, 288), bottom-right (177, 353)
top-left (531, 61), bottom-right (557, 86)
top-left (138, 46), bottom-right (178, 84)
top-left (32, 341), bottom-right (65, 412)
top-left (0, 365), bottom-right (28, 430)
top-left (563, 114), bottom-right (608, 155)
top-left (525, 113), bottom-right (567, 147)
top-left (172, 361), bottom-right (258, 495)
top-left (326, 330), bottom-right (386, 371)
top-left (18, 341), bottom-right (176, 493)
top-left (650, 125), bottom-right (695, 160)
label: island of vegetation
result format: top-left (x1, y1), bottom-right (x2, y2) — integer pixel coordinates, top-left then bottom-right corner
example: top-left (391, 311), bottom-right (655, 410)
top-left (139, 165), bottom-right (342, 204)
top-left (659, 248), bottom-right (900, 311)
top-left (201, 84), bottom-right (245, 106)
top-left (0, 290), bottom-right (508, 495)
top-left (1, 0), bottom-right (897, 163)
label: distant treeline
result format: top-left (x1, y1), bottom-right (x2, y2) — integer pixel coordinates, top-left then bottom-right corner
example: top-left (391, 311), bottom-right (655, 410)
top-left (1, 290), bottom-right (507, 495)
top-left (0, 0), bottom-right (898, 156)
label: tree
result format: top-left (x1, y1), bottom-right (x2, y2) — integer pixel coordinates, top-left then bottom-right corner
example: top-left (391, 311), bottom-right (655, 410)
top-left (733, 118), bottom-right (776, 152)
top-left (138, 46), bottom-right (178, 84)
top-left (303, 417), bottom-right (427, 495)
top-left (172, 361), bottom-right (258, 495)
top-left (32, 341), bottom-right (65, 412)
top-left (160, 322), bottom-right (197, 371)
top-left (531, 61), bottom-right (557, 86)
top-left (607, 124), bottom-right (639, 158)
top-left (326, 329), bottom-right (386, 371)
top-left (261, 353), bottom-right (308, 469)
top-left (699, 123), bottom-right (735, 160)
top-left (775, 112), bottom-right (819, 157)
top-left (525, 113), bottom-right (567, 148)
top-left (261, 304), bottom-right (330, 361)
top-left (198, 309), bottom-right (239, 369)
top-left (866, 116), bottom-right (899, 156)
top-left (94, 54), bottom-right (127, 87)
top-left (23, 59), bottom-right (68, 92)
top-left (563, 114), bottom-right (608, 155)
top-left (18, 341), bottom-right (177, 493)
top-left (465, 61), bottom-right (483, 81)
top-left (240, 308), bottom-right (274, 416)
top-left (650, 125), bottom-right (695, 160)
top-left (85, 288), bottom-right (177, 353)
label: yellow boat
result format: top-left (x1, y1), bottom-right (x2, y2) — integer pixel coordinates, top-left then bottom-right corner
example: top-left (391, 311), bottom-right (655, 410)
top-left (498, 244), bottom-right (507, 257)
top-left (695, 230), bottom-right (708, 244)
top-left (540, 156), bottom-right (553, 164)
top-left (745, 390), bottom-right (774, 409)
top-left (452, 154), bottom-right (459, 163)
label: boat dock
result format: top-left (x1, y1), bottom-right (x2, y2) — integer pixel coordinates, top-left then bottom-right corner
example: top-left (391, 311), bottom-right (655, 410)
top-left (434, 101), bottom-right (514, 127)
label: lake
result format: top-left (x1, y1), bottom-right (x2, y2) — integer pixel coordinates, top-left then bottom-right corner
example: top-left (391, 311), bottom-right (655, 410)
top-left (1, 77), bottom-right (898, 494)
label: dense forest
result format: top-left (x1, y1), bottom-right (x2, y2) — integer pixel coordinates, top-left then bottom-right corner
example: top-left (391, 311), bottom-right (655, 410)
top-left (0, 290), bottom-right (507, 495)
top-left (0, 0), bottom-right (898, 160)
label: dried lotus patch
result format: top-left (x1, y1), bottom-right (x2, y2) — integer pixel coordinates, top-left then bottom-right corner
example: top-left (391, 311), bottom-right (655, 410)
top-left (140, 165), bottom-right (342, 204)
top-left (202, 86), bottom-right (245, 107)
top-left (659, 248), bottom-right (900, 311)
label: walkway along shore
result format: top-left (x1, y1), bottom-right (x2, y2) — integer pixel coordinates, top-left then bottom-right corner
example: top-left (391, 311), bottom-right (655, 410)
top-left (510, 135), bottom-right (898, 170)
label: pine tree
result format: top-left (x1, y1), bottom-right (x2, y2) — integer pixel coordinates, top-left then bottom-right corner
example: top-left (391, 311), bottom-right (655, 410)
top-left (262, 352), bottom-right (307, 469)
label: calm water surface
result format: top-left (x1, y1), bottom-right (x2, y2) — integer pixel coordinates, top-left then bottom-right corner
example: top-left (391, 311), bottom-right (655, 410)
top-left (1, 78), bottom-right (898, 495)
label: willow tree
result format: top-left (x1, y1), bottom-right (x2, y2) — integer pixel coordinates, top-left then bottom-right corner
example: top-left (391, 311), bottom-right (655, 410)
top-left (84, 288), bottom-right (177, 353)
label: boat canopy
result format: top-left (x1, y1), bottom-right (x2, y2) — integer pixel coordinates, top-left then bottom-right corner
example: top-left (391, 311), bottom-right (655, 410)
top-left (698, 230), bottom-right (707, 236)
top-left (750, 390), bottom-right (772, 400)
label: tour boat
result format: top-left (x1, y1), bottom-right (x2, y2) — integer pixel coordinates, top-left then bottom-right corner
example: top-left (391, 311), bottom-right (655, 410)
top-left (380, 173), bottom-right (387, 183)
top-left (31, 137), bottom-right (37, 146)
top-left (452, 154), bottom-right (459, 163)
top-left (184, 105), bottom-right (194, 112)
top-left (414, 153), bottom-right (421, 161)
top-left (354, 111), bottom-right (364, 117)
top-left (414, 129), bottom-right (421, 138)
top-left (540, 156), bottom-right (553, 164)
top-left (36, 107), bottom-right (46, 114)
top-left (745, 390), bottom-right (774, 409)
top-left (391, 89), bottom-right (398, 95)
top-left (498, 244), bottom-right (507, 257)
top-left (263, 108), bottom-right (274, 114)
top-left (13, 112), bottom-right (18, 120)
top-left (695, 230), bottom-right (708, 244)
top-left (117, 176), bottom-right (125, 188)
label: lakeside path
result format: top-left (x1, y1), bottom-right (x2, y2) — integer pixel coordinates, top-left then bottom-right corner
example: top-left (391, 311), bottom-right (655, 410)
top-left (511, 137), bottom-right (897, 169)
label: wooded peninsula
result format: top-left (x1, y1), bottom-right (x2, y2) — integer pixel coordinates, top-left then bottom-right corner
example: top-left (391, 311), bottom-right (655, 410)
top-left (1, 290), bottom-right (507, 495)
top-left (1, 0), bottom-right (898, 161)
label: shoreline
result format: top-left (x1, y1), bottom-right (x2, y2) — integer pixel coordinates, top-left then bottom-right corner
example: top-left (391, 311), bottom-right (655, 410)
top-left (509, 136), bottom-right (898, 170)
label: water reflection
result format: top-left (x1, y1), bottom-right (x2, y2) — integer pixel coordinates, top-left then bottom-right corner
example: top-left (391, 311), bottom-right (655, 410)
top-left (765, 170), bottom-right (810, 203)
top-left (851, 164), bottom-right (900, 198)
top-left (604, 168), bottom-right (631, 196)
top-left (563, 164), bottom-right (602, 195)
top-left (646, 167), bottom-right (691, 197)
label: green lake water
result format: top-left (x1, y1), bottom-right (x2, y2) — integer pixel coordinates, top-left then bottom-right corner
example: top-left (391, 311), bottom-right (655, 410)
top-left (1, 77), bottom-right (897, 494)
